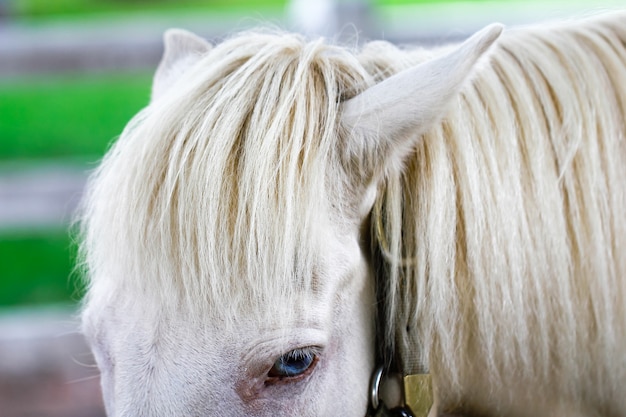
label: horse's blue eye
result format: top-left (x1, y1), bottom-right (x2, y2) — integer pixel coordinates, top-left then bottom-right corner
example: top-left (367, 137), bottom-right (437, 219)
top-left (269, 348), bottom-right (318, 378)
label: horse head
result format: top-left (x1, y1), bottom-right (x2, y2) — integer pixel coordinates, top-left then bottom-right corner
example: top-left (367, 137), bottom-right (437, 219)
top-left (79, 24), bottom-right (501, 417)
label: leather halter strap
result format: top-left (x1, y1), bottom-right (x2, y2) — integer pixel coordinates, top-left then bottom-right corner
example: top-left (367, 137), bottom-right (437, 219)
top-left (398, 327), bottom-right (433, 416)
top-left (368, 200), bottom-right (434, 417)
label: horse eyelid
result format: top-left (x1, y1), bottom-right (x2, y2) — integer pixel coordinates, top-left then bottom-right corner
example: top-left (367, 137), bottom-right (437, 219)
top-left (266, 346), bottom-right (322, 382)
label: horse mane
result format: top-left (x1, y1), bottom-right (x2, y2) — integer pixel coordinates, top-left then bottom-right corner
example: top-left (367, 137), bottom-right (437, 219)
top-left (78, 30), bottom-right (378, 322)
top-left (77, 11), bottom-right (626, 414)
top-left (372, 12), bottom-right (626, 413)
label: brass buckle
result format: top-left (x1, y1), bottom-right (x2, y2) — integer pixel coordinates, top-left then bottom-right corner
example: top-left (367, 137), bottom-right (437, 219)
top-left (403, 374), bottom-right (433, 417)
top-left (367, 367), bottom-right (433, 417)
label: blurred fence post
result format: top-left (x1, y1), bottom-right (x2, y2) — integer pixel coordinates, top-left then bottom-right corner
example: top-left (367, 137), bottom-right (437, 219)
top-left (287, 0), bottom-right (376, 40)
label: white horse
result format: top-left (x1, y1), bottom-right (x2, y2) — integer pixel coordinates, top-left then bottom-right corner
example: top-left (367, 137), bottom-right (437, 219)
top-left (78, 11), bottom-right (626, 417)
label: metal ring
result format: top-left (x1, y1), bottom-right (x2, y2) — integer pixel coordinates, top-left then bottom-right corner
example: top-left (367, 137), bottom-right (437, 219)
top-left (369, 365), bottom-right (384, 411)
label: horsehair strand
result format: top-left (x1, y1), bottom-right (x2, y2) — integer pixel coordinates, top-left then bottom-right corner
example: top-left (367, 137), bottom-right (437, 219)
top-left (372, 12), bottom-right (626, 414)
top-left (76, 11), bottom-right (626, 415)
top-left (78, 30), bottom-right (372, 324)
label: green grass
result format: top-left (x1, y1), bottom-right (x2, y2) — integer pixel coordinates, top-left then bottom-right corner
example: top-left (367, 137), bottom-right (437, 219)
top-left (0, 230), bottom-right (83, 307)
top-left (0, 72), bottom-right (151, 161)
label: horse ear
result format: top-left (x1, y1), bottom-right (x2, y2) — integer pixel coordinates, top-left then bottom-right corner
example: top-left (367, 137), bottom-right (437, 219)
top-left (341, 24), bottom-right (503, 186)
top-left (152, 29), bottom-right (212, 101)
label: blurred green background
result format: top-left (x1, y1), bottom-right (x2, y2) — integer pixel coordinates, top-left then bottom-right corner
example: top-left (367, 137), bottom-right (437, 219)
top-left (0, 74), bottom-right (148, 306)
top-left (0, 0), bottom-right (394, 308)
top-left (0, 0), bottom-right (620, 308)
top-left (3, 2), bottom-right (169, 307)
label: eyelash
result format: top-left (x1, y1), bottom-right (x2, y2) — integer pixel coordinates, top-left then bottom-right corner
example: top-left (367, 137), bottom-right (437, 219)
top-left (266, 347), bottom-right (320, 384)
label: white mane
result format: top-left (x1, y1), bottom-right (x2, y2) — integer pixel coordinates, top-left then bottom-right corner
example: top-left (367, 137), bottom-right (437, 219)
top-left (373, 13), bottom-right (626, 414)
top-left (78, 12), bottom-right (626, 416)
top-left (79, 32), bottom-right (373, 320)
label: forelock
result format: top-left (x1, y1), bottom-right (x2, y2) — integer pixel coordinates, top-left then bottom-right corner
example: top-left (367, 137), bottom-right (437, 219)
top-left (79, 31), bottom-right (371, 320)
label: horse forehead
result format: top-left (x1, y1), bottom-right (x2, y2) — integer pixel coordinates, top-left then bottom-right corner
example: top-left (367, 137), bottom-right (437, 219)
top-left (83, 205), bottom-right (366, 343)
